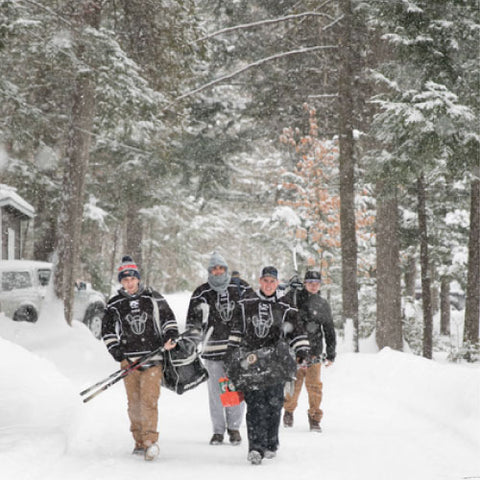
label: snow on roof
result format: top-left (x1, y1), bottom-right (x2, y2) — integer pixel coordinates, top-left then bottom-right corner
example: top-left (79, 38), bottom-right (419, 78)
top-left (0, 259), bottom-right (52, 271)
top-left (0, 184), bottom-right (35, 218)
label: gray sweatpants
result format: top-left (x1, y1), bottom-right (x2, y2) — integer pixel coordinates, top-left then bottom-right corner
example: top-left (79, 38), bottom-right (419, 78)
top-left (204, 359), bottom-right (245, 434)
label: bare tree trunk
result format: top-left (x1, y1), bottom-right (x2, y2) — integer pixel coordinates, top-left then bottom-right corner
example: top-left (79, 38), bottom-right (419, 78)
top-left (376, 182), bottom-right (403, 350)
top-left (404, 250), bottom-right (416, 298)
top-left (440, 277), bottom-right (450, 336)
top-left (431, 265), bottom-right (439, 314)
top-left (144, 221), bottom-right (154, 287)
top-left (417, 175), bottom-right (433, 359)
top-left (109, 224), bottom-right (120, 291)
top-left (338, 0), bottom-right (359, 352)
top-left (125, 202), bottom-right (143, 267)
top-left (54, 1), bottom-right (101, 325)
top-left (464, 170), bottom-right (480, 345)
top-left (34, 218), bottom-right (56, 261)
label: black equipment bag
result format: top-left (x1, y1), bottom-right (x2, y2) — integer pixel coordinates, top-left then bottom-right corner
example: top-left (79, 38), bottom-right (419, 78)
top-left (226, 339), bottom-right (297, 392)
top-left (162, 337), bottom-right (209, 394)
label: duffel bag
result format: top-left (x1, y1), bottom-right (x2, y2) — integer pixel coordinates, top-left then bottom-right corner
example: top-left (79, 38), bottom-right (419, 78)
top-left (162, 337), bottom-right (209, 395)
top-left (226, 339), bottom-right (296, 391)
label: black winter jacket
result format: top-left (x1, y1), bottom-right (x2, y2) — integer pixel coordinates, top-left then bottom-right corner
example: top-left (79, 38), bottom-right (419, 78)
top-left (185, 279), bottom-right (254, 361)
top-left (226, 295), bottom-right (310, 358)
top-left (102, 286), bottom-right (179, 363)
top-left (281, 288), bottom-right (336, 362)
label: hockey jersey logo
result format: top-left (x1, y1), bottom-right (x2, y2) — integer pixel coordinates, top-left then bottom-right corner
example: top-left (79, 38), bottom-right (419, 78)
top-left (215, 291), bottom-right (235, 323)
top-left (252, 302), bottom-right (273, 338)
top-left (129, 300), bottom-right (140, 310)
top-left (126, 311), bottom-right (148, 335)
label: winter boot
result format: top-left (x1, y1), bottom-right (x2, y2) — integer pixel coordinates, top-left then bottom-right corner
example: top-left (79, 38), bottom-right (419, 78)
top-left (264, 450), bottom-right (277, 459)
top-left (308, 415), bottom-right (322, 432)
top-left (132, 445), bottom-right (145, 456)
top-left (227, 429), bottom-right (242, 445)
top-left (247, 450), bottom-right (262, 465)
top-left (283, 411), bottom-right (294, 428)
top-left (209, 433), bottom-right (224, 445)
top-left (144, 443), bottom-right (160, 461)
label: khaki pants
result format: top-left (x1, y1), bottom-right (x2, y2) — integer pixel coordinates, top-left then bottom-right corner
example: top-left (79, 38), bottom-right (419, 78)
top-left (122, 361), bottom-right (162, 448)
top-left (283, 363), bottom-right (323, 422)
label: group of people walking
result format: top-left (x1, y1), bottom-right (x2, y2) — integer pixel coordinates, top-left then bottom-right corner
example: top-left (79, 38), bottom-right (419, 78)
top-left (101, 252), bottom-right (336, 464)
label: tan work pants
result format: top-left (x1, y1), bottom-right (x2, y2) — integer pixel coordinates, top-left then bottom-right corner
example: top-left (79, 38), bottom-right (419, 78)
top-left (283, 362), bottom-right (323, 422)
top-left (122, 362), bottom-right (162, 448)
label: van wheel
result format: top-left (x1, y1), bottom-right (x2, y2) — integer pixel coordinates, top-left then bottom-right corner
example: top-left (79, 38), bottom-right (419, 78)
top-left (84, 304), bottom-right (104, 339)
top-left (13, 306), bottom-right (38, 323)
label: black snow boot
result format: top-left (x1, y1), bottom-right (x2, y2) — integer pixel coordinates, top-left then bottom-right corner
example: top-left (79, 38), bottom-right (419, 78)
top-left (227, 429), bottom-right (241, 445)
top-left (209, 433), bottom-right (224, 445)
top-left (283, 411), bottom-right (294, 427)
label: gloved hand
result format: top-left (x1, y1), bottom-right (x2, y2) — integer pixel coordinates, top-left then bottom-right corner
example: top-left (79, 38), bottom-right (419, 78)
top-left (296, 350), bottom-right (309, 368)
top-left (110, 346), bottom-right (124, 362)
top-left (308, 354), bottom-right (319, 365)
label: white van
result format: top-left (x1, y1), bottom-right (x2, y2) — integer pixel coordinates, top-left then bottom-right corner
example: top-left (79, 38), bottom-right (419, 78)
top-left (0, 260), bottom-right (106, 338)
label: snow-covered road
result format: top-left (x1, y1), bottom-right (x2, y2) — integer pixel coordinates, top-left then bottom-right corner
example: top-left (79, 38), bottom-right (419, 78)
top-left (0, 292), bottom-right (478, 480)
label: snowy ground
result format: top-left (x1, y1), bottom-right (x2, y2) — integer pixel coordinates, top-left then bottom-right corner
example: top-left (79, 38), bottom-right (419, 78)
top-left (0, 291), bottom-right (478, 480)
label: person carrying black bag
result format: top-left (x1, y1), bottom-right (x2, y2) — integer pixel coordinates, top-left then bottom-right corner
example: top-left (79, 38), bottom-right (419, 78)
top-left (282, 270), bottom-right (336, 432)
top-left (185, 251), bottom-right (254, 447)
top-left (101, 256), bottom-right (179, 461)
top-left (225, 266), bottom-right (310, 465)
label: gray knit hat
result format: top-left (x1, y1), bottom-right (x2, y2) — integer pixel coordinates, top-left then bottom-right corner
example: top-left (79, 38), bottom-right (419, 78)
top-left (208, 251), bottom-right (228, 272)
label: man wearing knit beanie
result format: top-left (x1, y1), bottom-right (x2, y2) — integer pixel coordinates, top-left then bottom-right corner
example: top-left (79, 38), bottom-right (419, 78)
top-left (117, 255), bottom-right (141, 282)
top-left (207, 251), bottom-right (230, 293)
top-left (186, 250), bottom-right (254, 446)
top-left (101, 255), bottom-right (179, 461)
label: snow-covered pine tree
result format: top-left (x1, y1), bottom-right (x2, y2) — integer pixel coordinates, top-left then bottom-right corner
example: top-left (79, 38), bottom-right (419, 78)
top-left (366, 0), bottom-right (478, 357)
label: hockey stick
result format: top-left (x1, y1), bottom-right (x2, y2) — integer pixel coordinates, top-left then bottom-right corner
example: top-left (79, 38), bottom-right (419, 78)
top-left (200, 325), bottom-right (214, 354)
top-left (293, 243), bottom-right (298, 274)
top-left (79, 363), bottom-right (134, 397)
top-left (82, 324), bottom-right (213, 403)
top-left (81, 345), bottom-right (166, 403)
top-left (290, 242), bottom-right (303, 307)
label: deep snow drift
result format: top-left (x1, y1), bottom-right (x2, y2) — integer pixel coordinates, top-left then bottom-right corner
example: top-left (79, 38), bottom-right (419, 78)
top-left (0, 291), bottom-right (478, 480)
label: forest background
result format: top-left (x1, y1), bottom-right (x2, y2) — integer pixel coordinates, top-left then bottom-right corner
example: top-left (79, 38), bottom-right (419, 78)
top-left (0, 0), bottom-right (478, 362)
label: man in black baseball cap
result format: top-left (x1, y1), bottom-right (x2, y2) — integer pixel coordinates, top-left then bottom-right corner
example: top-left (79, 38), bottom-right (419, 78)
top-left (258, 266), bottom-right (282, 301)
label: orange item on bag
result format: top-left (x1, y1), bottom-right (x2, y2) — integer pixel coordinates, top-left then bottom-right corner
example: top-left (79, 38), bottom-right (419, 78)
top-left (219, 377), bottom-right (244, 407)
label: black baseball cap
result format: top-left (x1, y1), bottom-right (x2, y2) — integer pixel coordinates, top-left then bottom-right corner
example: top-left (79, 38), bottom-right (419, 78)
top-left (304, 270), bottom-right (321, 282)
top-left (260, 266), bottom-right (278, 279)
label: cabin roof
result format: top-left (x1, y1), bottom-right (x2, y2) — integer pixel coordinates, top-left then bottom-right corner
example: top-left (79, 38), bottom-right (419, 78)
top-left (0, 184), bottom-right (35, 218)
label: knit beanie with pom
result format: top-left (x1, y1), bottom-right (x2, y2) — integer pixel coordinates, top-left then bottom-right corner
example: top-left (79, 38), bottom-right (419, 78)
top-left (117, 255), bottom-right (141, 282)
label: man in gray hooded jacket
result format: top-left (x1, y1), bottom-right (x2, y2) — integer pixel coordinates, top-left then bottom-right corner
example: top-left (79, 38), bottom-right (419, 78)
top-left (185, 251), bottom-right (254, 446)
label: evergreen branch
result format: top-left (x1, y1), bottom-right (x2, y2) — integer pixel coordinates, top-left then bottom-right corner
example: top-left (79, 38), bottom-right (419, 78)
top-left (168, 45), bottom-right (337, 107)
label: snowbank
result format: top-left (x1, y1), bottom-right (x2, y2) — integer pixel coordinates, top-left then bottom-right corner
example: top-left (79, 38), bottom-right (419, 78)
top-left (0, 336), bottom-right (78, 433)
top-left (330, 349), bottom-right (479, 445)
top-left (0, 296), bottom-right (116, 383)
top-left (0, 335), bottom-right (80, 477)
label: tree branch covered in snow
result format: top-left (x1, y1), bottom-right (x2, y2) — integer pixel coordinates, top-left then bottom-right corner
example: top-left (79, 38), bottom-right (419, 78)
top-left (195, 7), bottom-right (339, 43)
top-left (169, 45), bottom-right (337, 107)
